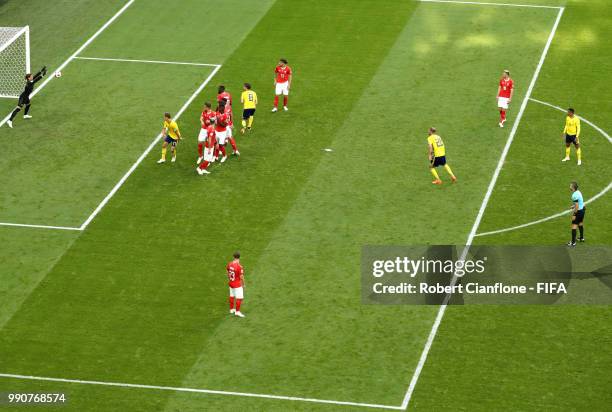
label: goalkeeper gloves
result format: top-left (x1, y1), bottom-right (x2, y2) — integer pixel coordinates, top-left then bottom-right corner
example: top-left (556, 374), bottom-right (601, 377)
top-left (41, 66), bottom-right (47, 76)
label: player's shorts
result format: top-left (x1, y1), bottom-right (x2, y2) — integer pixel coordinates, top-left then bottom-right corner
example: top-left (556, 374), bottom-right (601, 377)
top-left (164, 135), bottom-right (178, 146)
top-left (497, 97), bottom-right (509, 109)
top-left (573, 208), bottom-right (585, 225)
top-left (229, 286), bottom-right (244, 299)
top-left (242, 108), bottom-right (256, 119)
top-left (275, 81), bottom-right (289, 95)
top-left (215, 129), bottom-right (229, 145)
top-left (18, 93), bottom-right (30, 106)
top-left (227, 125), bottom-right (233, 138)
top-left (198, 128), bottom-right (208, 142)
top-left (566, 134), bottom-right (578, 144)
top-left (204, 146), bottom-right (215, 162)
top-left (431, 156), bottom-right (446, 167)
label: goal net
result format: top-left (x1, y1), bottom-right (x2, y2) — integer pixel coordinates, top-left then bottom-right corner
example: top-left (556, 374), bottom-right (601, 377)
top-left (0, 26), bottom-right (30, 98)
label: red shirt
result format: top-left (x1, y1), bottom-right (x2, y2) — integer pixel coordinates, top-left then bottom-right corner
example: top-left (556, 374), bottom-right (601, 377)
top-left (498, 78), bottom-right (513, 98)
top-left (201, 109), bottom-right (216, 128)
top-left (205, 125), bottom-right (216, 148)
top-left (226, 260), bottom-right (244, 288)
top-left (215, 112), bottom-right (228, 132)
top-left (223, 104), bottom-right (233, 127)
top-left (217, 91), bottom-right (232, 107)
top-left (275, 65), bottom-right (292, 83)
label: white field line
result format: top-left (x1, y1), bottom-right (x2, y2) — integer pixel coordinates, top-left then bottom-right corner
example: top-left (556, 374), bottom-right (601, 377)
top-left (476, 98), bottom-right (612, 237)
top-left (475, 182), bottom-right (611, 237)
top-left (0, 373), bottom-right (403, 411)
top-left (74, 56), bottom-right (221, 67)
top-left (400, 6), bottom-right (565, 410)
top-left (418, 0), bottom-right (562, 9)
top-left (0, 222), bottom-right (81, 231)
top-left (78, 64), bottom-right (221, 230)
top-left (0, 0), bottom-right (136, 128)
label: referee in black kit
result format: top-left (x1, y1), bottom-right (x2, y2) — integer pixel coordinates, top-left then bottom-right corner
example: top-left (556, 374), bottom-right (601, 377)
top-left (6, 65), bottom-right (46, 128)
top-left (568, 181), bottom-right (586, 247)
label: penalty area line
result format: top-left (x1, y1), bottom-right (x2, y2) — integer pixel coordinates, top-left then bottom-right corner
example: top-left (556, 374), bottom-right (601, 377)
top-left (73, 56), bottom-right (222, 67)
top-left (0, 222), bottom-right (82, 231)
top-left (400, 6), bottom-right (565, 410)
top-left (417, 0), bottom-right (562, 9)
top-left (0, 373), bottom-right (402, 410)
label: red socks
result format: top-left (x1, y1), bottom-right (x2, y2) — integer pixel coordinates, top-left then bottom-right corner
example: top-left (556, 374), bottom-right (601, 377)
top-left (236, 299), bottom-right (242, 312)
top-left (199, 161), bottom-right (209, 170)
top-left (229, 296), bottom-right (235, 309)
top-left (198, 142), bottom-right (204, 157)
top-left (500, 110), bottom-right (506, 122)
top-left (274, 95), bottom-right (279, 107)
top-left (219, 145), bottom-right (226, 157)
top-left (229, 137), bottom-right (238, 152)
top-left (283, 96), bottom-right (288, 107)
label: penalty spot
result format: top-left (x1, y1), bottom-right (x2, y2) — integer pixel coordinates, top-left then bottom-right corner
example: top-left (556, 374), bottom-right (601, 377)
top-left (322, 148), bottom-right (333, 152)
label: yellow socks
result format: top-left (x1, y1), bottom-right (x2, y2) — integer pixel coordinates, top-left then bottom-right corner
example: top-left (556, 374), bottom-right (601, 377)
top-left (565, 147), bottom-right (571, 158)
top-left (576, 147), bottom-right (582, 161)
top-left (247, 116), bottom-right (254, 128)
top-left (161, 147), bottom-right (167, 160)
top-left (241, 119), bottom-right (247, 128)
top-left (444, 164), bottom-right (455, 179)
top-left (430, 168), bottom-right (440, 180)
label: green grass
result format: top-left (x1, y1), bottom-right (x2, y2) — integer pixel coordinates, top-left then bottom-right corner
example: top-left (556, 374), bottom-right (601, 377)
top-left (0, 0), bottom-right (610, 411)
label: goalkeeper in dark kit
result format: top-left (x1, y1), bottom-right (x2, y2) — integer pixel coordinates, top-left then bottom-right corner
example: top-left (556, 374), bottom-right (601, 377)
top-left (6, 65), bottom-right (46, 128)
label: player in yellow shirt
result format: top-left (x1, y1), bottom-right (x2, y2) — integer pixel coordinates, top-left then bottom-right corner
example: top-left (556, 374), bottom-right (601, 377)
top-left (427, 127), bottom-right (456, 185)
top-left (157, 112), bottom-right (181, 164)
top-left (561, 108), bottom-right (582, 165)
top-left (240, 83), bottom-right (257, 134)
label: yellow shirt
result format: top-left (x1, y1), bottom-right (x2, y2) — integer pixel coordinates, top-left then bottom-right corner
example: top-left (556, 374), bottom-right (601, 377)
top-left (427, 134), bottom-right (446, 157)
top-left (563, 115), bottom-right (580, 137)
top-left (241, 90), bottom-right (258, 109)
top-left (164, 120), bottom-right (180, 140)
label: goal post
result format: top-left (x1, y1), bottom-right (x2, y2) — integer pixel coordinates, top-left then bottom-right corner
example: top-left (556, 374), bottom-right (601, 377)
top-left (0, 26), bottom-right (30, 99)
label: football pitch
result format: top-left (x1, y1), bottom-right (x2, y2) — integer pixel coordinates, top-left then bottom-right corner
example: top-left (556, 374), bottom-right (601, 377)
top-left (0, 0), bottom-right (610, 410)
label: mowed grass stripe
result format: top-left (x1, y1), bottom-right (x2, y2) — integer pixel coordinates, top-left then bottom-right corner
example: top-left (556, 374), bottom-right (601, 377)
top-left (165, 2), bottom-right (557, 408)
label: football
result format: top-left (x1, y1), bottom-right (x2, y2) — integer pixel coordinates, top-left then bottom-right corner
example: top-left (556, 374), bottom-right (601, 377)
top-left (54, 71), bottom-right (62, 78)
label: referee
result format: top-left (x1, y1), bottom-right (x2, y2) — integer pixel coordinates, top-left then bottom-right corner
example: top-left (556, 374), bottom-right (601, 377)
top-left (7, 65), bottom-right (47, 128)
top-left (568, 181), bottom-right (585, 247)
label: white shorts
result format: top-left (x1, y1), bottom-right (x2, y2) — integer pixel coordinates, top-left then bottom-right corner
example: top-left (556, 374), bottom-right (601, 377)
top-left (197, 128), bottom-right (208, 142)
top-left (275, 81), bottom-right (289, 96)
top-left (216, 129), bottom-right (228, 145)
top-left (497, 97), bottom-right (509, 109)
top-left (229, 286), bottom-right (244, 299)
top-left (203, 147), bottom-right (215, 162)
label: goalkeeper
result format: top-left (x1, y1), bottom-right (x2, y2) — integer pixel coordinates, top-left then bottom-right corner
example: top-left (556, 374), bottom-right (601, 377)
top-left (7, 66), bottom-right (47, 128)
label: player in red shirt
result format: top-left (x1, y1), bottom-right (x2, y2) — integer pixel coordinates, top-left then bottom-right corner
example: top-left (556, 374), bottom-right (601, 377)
top-left (272, 58), bottom-right (292, 112)
top-left (496, 69), bottom-right (514, 128)
top-left (217, 85), bottom-right (232, 107)
top-left (197, 118), bottom-right (217, 175)
top-left (220, 97), bottom-right (240, 157)
top-left (226, 251), bottom-right (245, 317)
top-left (197, 102), bottom-right (216, 164)
top-left (215, 102), bottom-right (230, 163)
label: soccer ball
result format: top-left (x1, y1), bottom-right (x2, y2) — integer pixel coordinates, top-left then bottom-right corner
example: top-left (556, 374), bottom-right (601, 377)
top-left (54, 71), bottom-right (62, 78)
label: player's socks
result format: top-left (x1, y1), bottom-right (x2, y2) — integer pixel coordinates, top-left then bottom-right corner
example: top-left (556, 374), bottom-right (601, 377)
top-left (578, 226), bottom-right (584, 240)
top-left (444, 165), bottom-right (455, 180)
top-left (229, 296), bottom-right (235, 310)
top-left (247, 116), bottom-right (254, 128)
top-left (430, 168), bottom-right (440, 181)
top-left (9, 107), bottom-right (20, 121)
top-left (571, 229), bottom-right (577, 243)
top-left (241, 119), bottom-right (247, 128)
top-left (198, 142), bottom-right (204, 157)
top-left (283, 96), bottom-right (288, 107)
top-left (274, 96), bottom-right (279, 107)
top-left (236, 299), bottom-right (242, 312)
top-left (229, 137), bottom-right (238, 153)
top-left (219, 146), bottom-right (226, 157)
top-left (576, 148), bottom-right (582, 161)
top-left (565, 147), bottom-right (571, 159)
top-left (24, 104), bottom-right (31, 115)
top-left (161, 148), bottom-right (167, 161)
